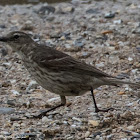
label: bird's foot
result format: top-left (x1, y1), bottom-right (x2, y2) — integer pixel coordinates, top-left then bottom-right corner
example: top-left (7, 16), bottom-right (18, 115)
top-left (95, 107), bottom-right (114, 113)
top-left (27, 103), bottom-right (65, 119)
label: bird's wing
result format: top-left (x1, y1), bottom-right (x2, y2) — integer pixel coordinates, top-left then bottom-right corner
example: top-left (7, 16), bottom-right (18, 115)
top-left (33, 46), bottom-right (113, 78)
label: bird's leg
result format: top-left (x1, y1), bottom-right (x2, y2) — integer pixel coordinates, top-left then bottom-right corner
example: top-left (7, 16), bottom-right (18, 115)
top-left (32, 96), bottom-right (66, 119)
top-left (91, 88), bottom-right (114, 113)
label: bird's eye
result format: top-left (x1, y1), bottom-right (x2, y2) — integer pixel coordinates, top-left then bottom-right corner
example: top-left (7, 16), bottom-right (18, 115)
top-left (13, 34), bottom-right (20, 39)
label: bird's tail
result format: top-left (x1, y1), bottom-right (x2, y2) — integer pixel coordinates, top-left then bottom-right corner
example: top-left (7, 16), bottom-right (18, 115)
top-left (103, 77), bottom-right (140, 87)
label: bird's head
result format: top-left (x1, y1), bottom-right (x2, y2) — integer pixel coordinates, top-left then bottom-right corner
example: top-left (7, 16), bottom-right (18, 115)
top-left (0, 31), bottom-right (34, 52)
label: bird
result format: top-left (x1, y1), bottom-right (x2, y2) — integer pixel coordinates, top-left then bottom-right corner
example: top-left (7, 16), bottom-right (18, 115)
top-left (0, 31), bottom-right (139, 118)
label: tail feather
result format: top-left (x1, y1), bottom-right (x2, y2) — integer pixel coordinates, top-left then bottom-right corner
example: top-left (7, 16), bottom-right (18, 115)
top-left (103, 77), bottom-right (140, 87)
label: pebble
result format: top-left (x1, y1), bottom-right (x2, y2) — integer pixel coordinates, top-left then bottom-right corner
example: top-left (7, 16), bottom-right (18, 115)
top-left (37, 5), bottom-right (55, 15)
top-left (13, 122), bottom-right (20, 128)
top-left (10, 117), bottom-right (22, 121)
top-left (127, 125), bottom-right (135, 131)
top-left (71, 124), bottom-right (77, 128)
top-left (15, 133), bottom-right (37, 139)
top-left (86, 9), bottom-right (99, 14)
top-left (42, 116), bottom-right (52, 123)
top-left (113, 19), bottom-right (122, 24)
top-left (131, 134), bottom-right (140, 139)
top-left (72, 117), bottom-right (82, 122)
top-left (11, 90), bottom-right (20, 95)
top-left (67, 136), bottom-right (74, 140)
top-left (106, 134), bottom-right (114, 140)
top-left (26, 80), bottom-right (38, 91)
top-left (0, 135), bottom-right (4, 140)
top-left (88, 120), bottom-right (99, 127)
top-left (118, 91), bottom-right (125, 95)
top-left (126, 102), bottom-right (133, 106)
top-left (1, 131), bottom-right (11, 136)
top-left (95, 135), bottom-right (101, 139)
top-left (74, 40), bottom-right (85, 47)
top-left (62, 6), bottom-right (75, 13)
top-left (7, 99), bottom-right (16, 106)
top-left (105, 12), bottom-right (115, 18)
top-left (0, 107), bottom-right (15, 114)
top-left (21, 23), bottom-right (35, 31)
top-left (128, 57), bottom-right (133, 61)
top-left (85, 131), bottom-right (90, 138)
top-left (47, 97), bottom-right (60, 103)
top-left (0, 48), bottom-right (8, 56)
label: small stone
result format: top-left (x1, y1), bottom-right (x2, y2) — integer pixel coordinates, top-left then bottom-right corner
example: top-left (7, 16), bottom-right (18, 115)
top-left (20, 123), bottom-right (26, 128)
top-left (121, 111), bottom-right (134, 120)
top-left (62, 6), bottom-right (75, 13)
top-left (47, 97), bottom-right (60, 103)
top-left (10, 117), bottom-right (22, 121)
top-left (121, 138), bottom-right (127, 140)
top-left (86, 9), bottom-right (99, 14)
top-left (26, 80), bottom-right (38, 91)
top-left (136, 47), bottom-right (140, 53)
top-left (132, 28), bottom-right (140, 34)
top-left (11, 90), bottom-right (20, 95)
top-left (131, 134), bottom-right (140, 139)
top-left (21, 24), bottom-right (35, 31)
top-left (126, 102), bottom-right (133, 106)
top-left (0, 48), bottom-right (8, 56)
top-left (106, 134), bottom-right (114, 140)
top-left (105, 12), bottom-right (115, 18)
top-left (131, 69), bottom-right (138, 74)
top-left (0, 135), bottom-right (4, 140)
top-left (72, 117), bottom-right (82, 122)
top-left (101, 30), bottom-right (113, 35)
top-left (95, 135), bottom-right (100, 139)
top-left (38, 5), bottom-right (55, 15)
top-left (7, 99), bottom-right (16, 106)
top-left (128, 57), bottom-right (133, 61)
top-left (131, 132), bottom-right (140, 136)
top-left (113, 19), bottom-right (122, 24)
top-left (74, 40), bottom-right (85, 48)
top-left (60, 35), bottom-right (65, 40)
top-left (65, 44), bottom-right (71, 49)
top-left (118, 91), bottom-right (125, 95)
top-left (13, 122), bottom-right (20, 128)
top-left (1, 131), bottom-right (11, 136)
top-left (2, 81), bottom-right (12, 87)
top-left (127, 125), bottom-right (135, 131)
top-left (42, 116), bottom-right (51, 123)
top-left (85, 131), bottom-right (90, 138)
top-left (0, 24), bottom-right (6, 28)
top-left (71, 124), bottom-right (76, 128)
top-left (43, 128), bottom-right (60, 136)
top-left (95, 62), bottom-right (105, 68)
top-left (67, 136), bottom-right (74, 140)
top-left (0, 107), bottom-right (15, 114)
top-left (15, 133), bottom-right (37, 139)
top-left (88, 120), bottom-right (99, 127)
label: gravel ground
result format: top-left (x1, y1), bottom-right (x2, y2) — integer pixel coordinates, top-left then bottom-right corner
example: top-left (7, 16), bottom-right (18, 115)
top-left (0, 0), bottom-right (140, 139)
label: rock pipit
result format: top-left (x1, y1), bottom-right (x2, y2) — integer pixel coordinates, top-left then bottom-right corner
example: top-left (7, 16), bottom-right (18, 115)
top-left (0, 31), bottom-right (139, 118)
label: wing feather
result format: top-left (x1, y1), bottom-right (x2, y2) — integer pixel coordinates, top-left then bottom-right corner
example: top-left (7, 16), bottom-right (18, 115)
top-left (32, 46), bottom-right (113, 78)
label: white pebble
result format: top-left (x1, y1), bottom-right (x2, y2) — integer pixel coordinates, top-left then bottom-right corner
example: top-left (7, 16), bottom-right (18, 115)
top-left (11, 90), bottom-right (20, 95)
top-left (71, 124), bottom-right (76, 128)
top-left (128, 57), bottom-right (133, 61)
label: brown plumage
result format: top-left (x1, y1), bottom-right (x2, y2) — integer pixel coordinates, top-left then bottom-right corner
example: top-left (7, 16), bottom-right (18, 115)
top-left (0, 31), bottom-right (139, 118)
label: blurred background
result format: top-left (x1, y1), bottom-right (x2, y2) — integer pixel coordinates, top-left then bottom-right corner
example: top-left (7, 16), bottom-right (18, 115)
top-left (0, 0), bottom-right (70, 5)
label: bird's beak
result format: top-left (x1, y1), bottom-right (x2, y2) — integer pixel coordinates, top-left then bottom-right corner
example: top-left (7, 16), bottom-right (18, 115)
top-left (0, 37), bottom-right (8, 42)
